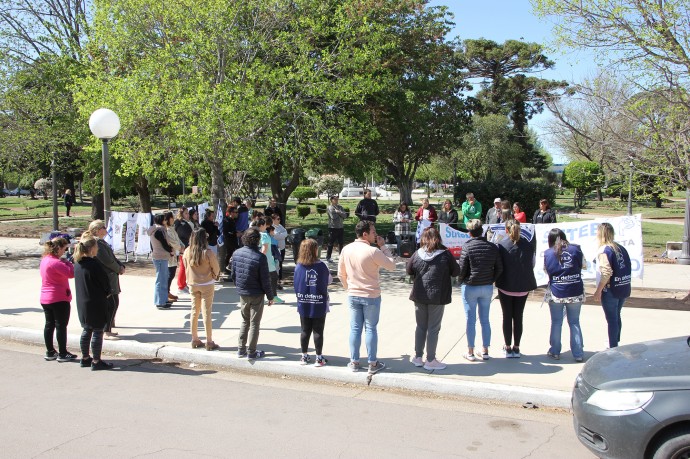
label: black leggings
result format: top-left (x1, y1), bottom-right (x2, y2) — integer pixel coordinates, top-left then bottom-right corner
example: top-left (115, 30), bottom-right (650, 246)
top-left (80, 326), bottom-right (104, 360)
top-left (167, 266), bottom-right (177, 292)
top-left (299, 316), bottom-right (326, 355)
top-left (498, 291), bottom-right (528, 347)
top-left (104, 295), bottom-right (119, 333)
top-left (41, 301), bottom-right (71, 355)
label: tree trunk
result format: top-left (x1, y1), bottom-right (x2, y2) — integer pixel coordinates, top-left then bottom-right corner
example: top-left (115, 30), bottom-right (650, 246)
top-left (269, 157), bottom-right (300, 225)
top-left (92, 193), bottom-right (104, 220)
top-left (135, 176), bottom-right (152, 213)
top-left (209, 154), bottom-right (225, 211)
top-left (596, 187), bottom-right (603, 201)
top-left (398, 179), bottom-right (414, 206)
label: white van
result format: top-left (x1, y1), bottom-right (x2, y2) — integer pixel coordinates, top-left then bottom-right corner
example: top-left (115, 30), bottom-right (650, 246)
top-left (339, 187), bottom-right (364, 198)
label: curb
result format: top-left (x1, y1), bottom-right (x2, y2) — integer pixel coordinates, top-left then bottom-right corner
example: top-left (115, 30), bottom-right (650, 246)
top-left (0, 326), bottom-right (571, 409)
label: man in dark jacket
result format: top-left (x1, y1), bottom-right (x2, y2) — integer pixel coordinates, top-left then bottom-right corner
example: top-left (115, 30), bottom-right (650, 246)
top-left (230, 227), bottom-right (274, 359)
top-left (457, 219), bottom-right (503, 361)
top-left (355, 189), bottom-right (379, 222)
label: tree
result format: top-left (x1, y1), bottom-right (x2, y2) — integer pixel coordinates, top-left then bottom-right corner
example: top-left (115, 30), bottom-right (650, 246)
top-left (460, 39), bottom-right (567, 171)
top-left (562, 160), bottom-right (605, 208)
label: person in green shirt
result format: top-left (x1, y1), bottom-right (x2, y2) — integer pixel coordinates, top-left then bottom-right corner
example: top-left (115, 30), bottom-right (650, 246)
top-left (461, 192), bottom-right (482, 228)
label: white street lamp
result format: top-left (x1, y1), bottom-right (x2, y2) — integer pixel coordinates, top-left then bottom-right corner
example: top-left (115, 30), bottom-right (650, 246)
top-left (89, 108), bottom-right (120, 224)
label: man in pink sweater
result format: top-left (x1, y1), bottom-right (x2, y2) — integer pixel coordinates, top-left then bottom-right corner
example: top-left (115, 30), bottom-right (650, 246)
top-left (338, 220), bottom-right (396, 374)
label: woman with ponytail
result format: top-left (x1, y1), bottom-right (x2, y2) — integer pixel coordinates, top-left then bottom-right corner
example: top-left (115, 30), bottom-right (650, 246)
top-left (495, 220), bottom-right (537, 358)
top-left (74, 237), bottom-right (114, 370)
top-left (543, 229), bottom-right (586, 362)
top-left (39, 237), bottom-right (76, 361)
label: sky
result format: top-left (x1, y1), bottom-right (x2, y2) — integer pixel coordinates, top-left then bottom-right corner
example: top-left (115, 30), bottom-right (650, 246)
top-left (428, 0), bottom-right (599, 163)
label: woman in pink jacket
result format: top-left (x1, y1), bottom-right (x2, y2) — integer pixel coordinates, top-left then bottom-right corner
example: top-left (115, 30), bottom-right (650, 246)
top-left (39, 237), bottom-right (76, 361)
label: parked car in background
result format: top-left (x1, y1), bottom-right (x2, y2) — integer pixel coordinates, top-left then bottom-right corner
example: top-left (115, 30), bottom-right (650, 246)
top-left (1, 188), bottom-right (9, 197)
top-left (572, 335), bottom-right (690, 459)
top-left (339, 187), bottom-right (364, 198)
top-left (8, 188), bottom-right (31, 196)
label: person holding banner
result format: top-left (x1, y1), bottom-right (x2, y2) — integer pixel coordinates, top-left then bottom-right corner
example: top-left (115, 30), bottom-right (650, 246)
top-left (544, 229), bottom-right (586, 362)
top-left (458, 219), bottom-right (503, 361)
top-left (406, 226), bottom-right (460, 370)
top-left (495, 220), bottom-right (537, 358)
top-left (593, 223), bottom-right (632, 349)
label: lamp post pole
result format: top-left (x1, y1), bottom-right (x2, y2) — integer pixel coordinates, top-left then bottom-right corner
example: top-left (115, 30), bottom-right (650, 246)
top-left (627, 160), bottom-right (634, 216)
top-left (51, 152), bottom-right (58, 231)
top-left (453, 157), bottom-right (457, 204)
top-left (101, 139), bottom-right (111, 225)
top-left (678, 171), bottom-right (690, 265)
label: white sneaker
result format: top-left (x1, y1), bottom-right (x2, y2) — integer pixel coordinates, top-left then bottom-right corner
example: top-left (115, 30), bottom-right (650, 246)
top-left (503, 346), bottom-right (514, 358)
top-left (177, 287), bottom-right (189, 294)
top-left (411, 356), bottom-right (424, 367)
top-left (423, 359), bottom-right (447, 371)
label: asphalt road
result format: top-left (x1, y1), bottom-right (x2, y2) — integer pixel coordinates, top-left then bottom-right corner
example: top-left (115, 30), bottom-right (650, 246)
top-left (0, 341), bottom-right (592, 458)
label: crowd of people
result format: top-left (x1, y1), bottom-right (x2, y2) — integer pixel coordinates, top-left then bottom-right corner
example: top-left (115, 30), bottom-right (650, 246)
top-left (38, 191), bottom-right (632, 374)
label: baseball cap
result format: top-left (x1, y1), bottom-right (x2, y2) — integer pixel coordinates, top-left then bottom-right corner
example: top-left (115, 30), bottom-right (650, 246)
top-left (494, 198), bottom-right (501, 203)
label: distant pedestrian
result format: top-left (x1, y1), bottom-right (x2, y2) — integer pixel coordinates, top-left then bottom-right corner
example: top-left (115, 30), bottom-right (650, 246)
top-left (200, 208), bottom-right (219, 255)
top-left (544, 229), bottom-right (586, 362)
top-left (271, 213), bottom-right (288, 286)
top-left (264, 197), bottom-right (284, 226)
top-left (338, 220), bottom-right (395, 374)
top-left (164, 212), bottom-right (183, 303)
top-left (184, 227), bottom-right (221, 351)
top-left (39, 237), bottom-right (76, 362)
top-left (294, 238), bottom-right (332, 366)
top-left (392, 202), bottom-right (413, 255)
top-left (355, 189), bottom-right (379, 222)
top-left (222, 205), bottom-right (239, 275)
top-left (63, 189), bottom-right (73, 217)
top-left (326, 195), bottom-right (347, 263)
top-left (593, 223), bottom-right (632, 349)
top-left (231, 227), bottom-right (274, 359)
top-left (406, 227), bottom-right (460, 370)
top-left (533, 199), bottom-right (557, 223)
top-left (174, 207), bottom-right (193, 294)
top-left (458, 219), bottom-right (503, 361)
top-left (495, 220), bottom-right (537, 358)
top-left (461, 193), bottom-right (482, 228)
top-left (147, 214), bottom-right (174, 309)
top-left (74, 236), bottom-right (114, 370)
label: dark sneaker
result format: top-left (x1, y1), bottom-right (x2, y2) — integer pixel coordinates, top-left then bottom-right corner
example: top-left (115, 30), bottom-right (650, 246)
top-left (300, 354), bottom-right (311, 365)
top-left (237, 350), bottom-right (248, 358)
top-left (44, 350), bottom-right (58, 361)
top-left (315, 356), bottom-right (328, 367)
top-left (368, 361), bottom-right (386, 375)
top-left (91, 360), bottom-right (114, 371)
top-left (348, 361), bottom-right (361, 372)
top-left (156, 304), bottom-right (171, 309)
top-left (247, 350), bottom-right (265, 360)
top-left (80, 357), bottom-right (93, 368)
top-left (57, 352), bottom-right (77, 362)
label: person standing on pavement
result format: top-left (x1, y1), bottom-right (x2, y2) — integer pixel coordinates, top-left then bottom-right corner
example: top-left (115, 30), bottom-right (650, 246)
top-left (164, 212), bottom-right (183, 303)
top-left (294, 238), bottom-right (332, 366)
top-left (544, 228), bottom-right (586, 362)
top-left (234, 198), bottom-right (249, 247)
top-left (184, 227), bottom-right (221, 351)
top-left (337, 220), bottom-right (396, 374)
top-left (147, 214), bottom-right (175, 309)
top-left (593, 223), bottom-right (632, 349)
top-left (82, 220), bottom-right (126, 340)
top-left (39, 237), bottom-right (76, 362)
top-left (200, 208), bottom-right (220, 256)
top-left (222, 205), bottom-right (239, 275)
top-left (406, 226), bottom-right (460, 370)
top-left (174, 207), bottom-right (193, 294)
top-left (271, 213), bottom-right (287, 287)
top-left (458, 219), bottom-right (503, 361)
top-left (63, 189), bottom-right (73, 217)
top-left (355, 189), bottom-right (379, 222)
top-left (264, 197), bottom-right (284, 226)
top-left (461, 193), bottom-right (482, 228)
top-left (486, 198), bottom-right (502, 224)
top-left (326, 195), bottom-right (347, 263)
top-left (533, 199), bottom-right (557, 223)
top-left (495, 220), bottom-right (537, 358)
top-left (231, 227), bottom-right (275, 359)
top-left (392, 202), bottom-right (413, 255)
top-left (73, 236), bottom-right (114, 370)
top-left (252, 218), bottom-right (284, 304)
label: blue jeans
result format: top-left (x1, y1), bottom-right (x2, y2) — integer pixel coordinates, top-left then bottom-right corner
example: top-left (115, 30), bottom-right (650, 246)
top-left (461, 284), bottom-right (493, 348)
top-left (153, 259), bottom-right (169, 306)
top-left (549, 301), bottom-right (583, 359)
top-left (601, 290), bottom-right (626, 348)
top-left (348, 296), bottom-right (381, 363)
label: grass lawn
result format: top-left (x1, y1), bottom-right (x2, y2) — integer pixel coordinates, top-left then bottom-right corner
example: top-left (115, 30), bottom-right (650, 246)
top-left (554, 191), bottom-right (686, 219)
top-left (0, 196), bottom-right (94, 219)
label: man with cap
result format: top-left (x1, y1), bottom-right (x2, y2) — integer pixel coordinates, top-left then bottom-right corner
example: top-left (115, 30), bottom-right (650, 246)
top-left (486, 198), bottom-right (502, 224)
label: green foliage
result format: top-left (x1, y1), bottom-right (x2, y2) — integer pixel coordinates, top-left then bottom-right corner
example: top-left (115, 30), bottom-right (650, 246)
top-left (292, 186), bottom-right (317, 203)
top-left (296, 205), bottom-right (311, 220)
top-left (562, 161), bottom-right (605, 207)
top-left (454, 179), bottom-right (556, 221)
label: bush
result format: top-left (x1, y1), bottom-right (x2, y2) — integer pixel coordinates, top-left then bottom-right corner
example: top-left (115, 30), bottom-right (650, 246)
top-left (454, 179), bottom-right (556, 222)
top-left (292, 186), bottom-right (317, 203)
top-left (312, 174), bottom-right (344, 197)
top-left (296, 205), bottom-right (311, 219)
top-left (34, 178), bottom-right (52, 199)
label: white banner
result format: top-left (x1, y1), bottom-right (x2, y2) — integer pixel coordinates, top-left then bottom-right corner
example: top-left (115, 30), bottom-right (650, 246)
top-left (533, 214), bottom-right (644, 286)
top-left (486, 223), bottom-right (535, 244)
top-left (439, 223), bottom-right (473, 252)
top-left (125, 213), bottom-right (137, 253)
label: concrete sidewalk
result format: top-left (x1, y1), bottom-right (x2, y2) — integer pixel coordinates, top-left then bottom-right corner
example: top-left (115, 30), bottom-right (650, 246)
top-left (1, 236), bottom-right (689, 408)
